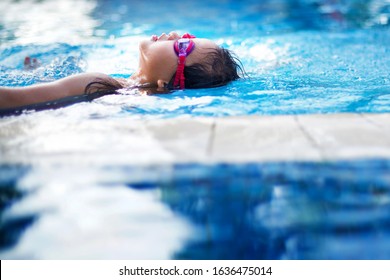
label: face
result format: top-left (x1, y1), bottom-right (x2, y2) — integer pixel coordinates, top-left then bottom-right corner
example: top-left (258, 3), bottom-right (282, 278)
top-left (135, 32), bottom-right (218, 88)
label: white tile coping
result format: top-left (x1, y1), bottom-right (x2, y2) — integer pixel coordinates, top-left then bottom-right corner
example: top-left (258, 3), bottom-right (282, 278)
top-left (0, 113), bottom-right (389, 166)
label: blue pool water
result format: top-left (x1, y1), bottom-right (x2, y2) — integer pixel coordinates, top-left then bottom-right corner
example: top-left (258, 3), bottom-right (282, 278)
top-left (1, 160), bottom-right (390, 259)
top-left (1, 0), bottom-right (390, 260)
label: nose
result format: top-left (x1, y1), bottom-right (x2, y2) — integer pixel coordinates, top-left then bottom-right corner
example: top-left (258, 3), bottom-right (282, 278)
top-left (168, 32), bottom-right (180, 40)
top-left (158, 32), bottom-right (180, 41)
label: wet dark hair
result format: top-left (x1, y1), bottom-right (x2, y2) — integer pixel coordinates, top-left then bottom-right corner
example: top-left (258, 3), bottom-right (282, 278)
top-left (84, 76), bottom-right (125, 95)
top-left (168, 47), bottom-right (243, 89)
top-left (84, 47), bottom-right (244, 95)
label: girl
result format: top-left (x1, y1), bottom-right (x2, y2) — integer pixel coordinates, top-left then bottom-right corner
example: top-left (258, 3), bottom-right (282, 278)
top-left (0, 32), bottom-right (243, 113)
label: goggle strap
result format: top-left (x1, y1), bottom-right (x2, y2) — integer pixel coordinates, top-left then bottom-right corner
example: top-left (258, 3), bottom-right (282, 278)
top-left (174, 56), bottom-right (186, 89)
top-left (173, 34), bottom-right (196, 89)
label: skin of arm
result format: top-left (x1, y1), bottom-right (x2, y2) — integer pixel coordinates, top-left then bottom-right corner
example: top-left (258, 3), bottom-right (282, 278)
top-left (0, 72), bottom-right (112, 109)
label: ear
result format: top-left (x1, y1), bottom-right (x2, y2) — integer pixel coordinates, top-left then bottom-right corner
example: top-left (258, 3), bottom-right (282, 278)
top-left (157, 79), bottom-right (169, 89)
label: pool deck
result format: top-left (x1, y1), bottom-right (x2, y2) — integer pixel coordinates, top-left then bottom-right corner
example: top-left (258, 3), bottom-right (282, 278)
top-left (1, 113), bottom-right (390, 165)
top-left (145, 113), bottom-right (390, 164)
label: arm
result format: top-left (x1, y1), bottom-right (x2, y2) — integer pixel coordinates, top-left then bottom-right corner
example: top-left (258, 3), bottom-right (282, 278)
top-left (0, 72), bottom-right (113, 109)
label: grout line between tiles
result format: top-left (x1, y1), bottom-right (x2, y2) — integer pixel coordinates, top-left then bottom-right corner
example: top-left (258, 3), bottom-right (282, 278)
top-left (206, 119), bottom-right (216, 157)
top-left (293, 115), bottom-right (326, 160)
top-left (358, 113), bottom-right (390, 142)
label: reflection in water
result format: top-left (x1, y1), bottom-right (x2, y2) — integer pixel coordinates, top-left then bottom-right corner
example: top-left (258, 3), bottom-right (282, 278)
top-left (0, 0), bottom-right (99, 45)
top-left (89, 0), bottom-right (390, 39)
top-left (0, 165), bottom-right (194, 259)
top-left (0, 165), bottom-right (34, 251)
top-left (1, 0), bottom-right (389, 45)
top-left (158, 161), bottom-right (390, 259)
top-left (3, 161), bottom-right (389, 259)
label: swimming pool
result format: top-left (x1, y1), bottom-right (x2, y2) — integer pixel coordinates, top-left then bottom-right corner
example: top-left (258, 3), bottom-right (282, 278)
top-left (1, 0), bottom-right (389, 117)
top-left (1, 0), bottom-right (390, 259)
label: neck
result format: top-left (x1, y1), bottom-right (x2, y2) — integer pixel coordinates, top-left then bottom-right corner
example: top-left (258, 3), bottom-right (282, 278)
top-left (128, 70), bottom-right (154, 88)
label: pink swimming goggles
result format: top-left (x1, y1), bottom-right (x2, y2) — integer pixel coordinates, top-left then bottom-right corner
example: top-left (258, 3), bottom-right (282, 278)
top-left (173, 33), bottom-right (196, 89)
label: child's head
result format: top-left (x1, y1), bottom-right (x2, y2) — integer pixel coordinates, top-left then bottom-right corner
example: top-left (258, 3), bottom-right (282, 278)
top-left (136, 32), bottom-right (243, 91)
top-left (85, 32), bottom-right (244, 95)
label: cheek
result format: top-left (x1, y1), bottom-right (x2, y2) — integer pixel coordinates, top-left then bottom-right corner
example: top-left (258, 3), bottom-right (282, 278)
top-left (138, 41), bottom-right (178, 83)
top-left (148, 44), bottom-right (177, 71)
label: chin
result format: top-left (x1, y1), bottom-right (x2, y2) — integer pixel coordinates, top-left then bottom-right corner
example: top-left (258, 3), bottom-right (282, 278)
top-left (139, 39), bottom-right (151, 52)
